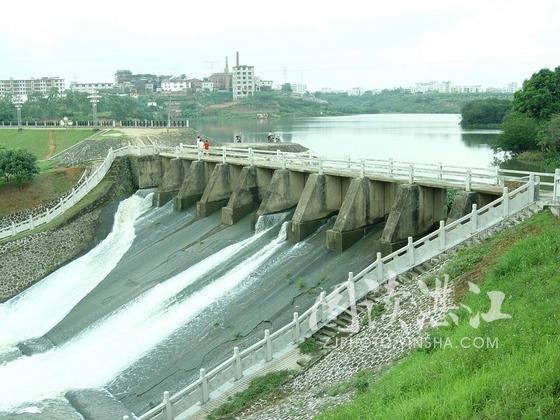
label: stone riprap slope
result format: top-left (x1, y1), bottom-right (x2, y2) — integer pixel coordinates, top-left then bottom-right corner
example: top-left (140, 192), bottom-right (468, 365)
top-left (0, 210), bottom-right (101, 302)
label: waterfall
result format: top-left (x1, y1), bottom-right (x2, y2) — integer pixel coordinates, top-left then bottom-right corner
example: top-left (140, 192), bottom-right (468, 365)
top-left (0, 192), bottom-right (152, 354)
top-left (0, 209), bottom-right (288, 411)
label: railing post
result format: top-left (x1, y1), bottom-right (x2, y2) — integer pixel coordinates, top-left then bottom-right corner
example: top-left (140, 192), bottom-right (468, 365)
top-left (388, 158), bottom-right (394, 177)
top-left (438, 220), bottom-right (445, 251)
top-left (164, 391), bottom-right (173, 420)
top-left (471, 203), bottom-right (478, 234)
top-left (502, 187), bottom-right (509, 217)
top-left (534, 175), bottom-right (540, 201)
top-left (407, 236), bottom-right (414, 267)
top-left (360, 160), bottom-right (365, 178)
top-left (249, 148), bottom-right (254, 166)
top-left (265, 329), bottom-right (273, 362)
top-left (466, 170), bottom-right (472, 192)
top-left (437, 162), bottom-right (443, 180)
top-left (376, 252), bottom-right (383, 282)
top-left (320, 291), bottom-right (327, 323)
top-left (233, 346), bottom-right (243, 380)
top-left (282, 153), bottom-right (287, 170)
top-left (199, 368), bottom-right (209, 404)
top-left (222, 147), bottom-right (226, 164)
top-left (347, 272), bottom-right (355, 306)
top-left (318, 158), bottom-right (324, 175)
top-left (293, 312), bottom-right (300, 343)
top-left (408, 164), bottom-right (414, 184)
top-left (554, 169), bottom-right (560, 201)
top-left (46, 207), bottom-right (51, 223)
top-left (528, 173), bottom-right (535, 202)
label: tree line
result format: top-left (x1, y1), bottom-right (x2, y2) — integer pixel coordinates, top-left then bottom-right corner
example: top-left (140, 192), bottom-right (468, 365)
top-left (460, 67), bottom-right (560, 157)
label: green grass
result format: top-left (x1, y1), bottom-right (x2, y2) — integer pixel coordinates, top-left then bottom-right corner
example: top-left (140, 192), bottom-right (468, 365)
top-left (318, 210), bottom-right (560, 419)
top-left (207, 370), bottom-right (297, 419)
top-left (0, 166), bottom-right (85, 216)
top-left (0, 128), bottom-right (119, 215)
top-left (0, 128), bottom-right (95, 160)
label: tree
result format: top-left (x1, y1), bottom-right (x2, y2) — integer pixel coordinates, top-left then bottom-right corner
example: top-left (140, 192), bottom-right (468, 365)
top-left (512, 67), bottom-right (560, 121)
top-left (537, 114), bottom-right (560, 153)
top-left (460, 98), bottom-right (512, 127)
top-left (281, 83), bottom-right (293, 94)
top-left (492, 113), bottom-right (538, 154)
top-left (0, 148), bottom-right (40, 186)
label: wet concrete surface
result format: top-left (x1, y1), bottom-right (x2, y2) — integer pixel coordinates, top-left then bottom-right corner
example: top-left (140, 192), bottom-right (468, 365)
top-left (40, 196), bottom-right (382, 418)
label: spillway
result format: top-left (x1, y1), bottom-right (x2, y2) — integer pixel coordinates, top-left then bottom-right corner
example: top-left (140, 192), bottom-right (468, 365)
top-left (0, 191), bottom-right (379, 418)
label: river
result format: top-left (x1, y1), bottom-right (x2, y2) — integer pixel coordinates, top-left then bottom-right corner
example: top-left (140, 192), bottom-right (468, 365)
top-left (190, 113), bottom-right (500, 168)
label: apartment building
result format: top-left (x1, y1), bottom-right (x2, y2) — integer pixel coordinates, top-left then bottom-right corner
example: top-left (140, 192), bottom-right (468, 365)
top-left (0, 76), bottom-right (65, 98)
top-left (69, 82), bottom-right (114, 93)
top-left (232, 51), bottom-right (255, 100)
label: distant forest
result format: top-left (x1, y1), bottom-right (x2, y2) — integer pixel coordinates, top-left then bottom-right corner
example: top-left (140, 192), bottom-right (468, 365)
top-left (0, 89), bottom-right (513, 123)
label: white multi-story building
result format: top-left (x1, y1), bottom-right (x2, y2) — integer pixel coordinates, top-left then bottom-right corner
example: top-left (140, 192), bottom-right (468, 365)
top-left (0, 76), bottom-right (65, 97)
top-left (232, 64), bottom-right (255, 100)
top-left (201, 81), bottom-right (214, 91)
top-left (463, 85), bottom-right (484, 93)
top-left (161, 79), bottom-right (189, 92)
top-left (69, 82), bottom-right (114, 93)
top-left (348, 87), bottom-right (364, 96)
top-left (290, 83), bottom-right (308, 95)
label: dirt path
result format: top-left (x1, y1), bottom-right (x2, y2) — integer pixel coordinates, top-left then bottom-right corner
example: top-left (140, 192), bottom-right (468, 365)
top-left (45, 129), bottom-right (56, 159)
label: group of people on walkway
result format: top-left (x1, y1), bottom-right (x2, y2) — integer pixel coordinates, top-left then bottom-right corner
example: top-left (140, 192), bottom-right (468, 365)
top-left (196, 136), bottom-right (210, 153)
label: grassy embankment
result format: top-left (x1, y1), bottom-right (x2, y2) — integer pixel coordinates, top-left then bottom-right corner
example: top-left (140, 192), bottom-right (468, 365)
top-left (0, 128), bottom-right (105, 216)
top-left (317, 210), bottom-right (560, 419)
top-left (208, 210), bottom-right (560, 419)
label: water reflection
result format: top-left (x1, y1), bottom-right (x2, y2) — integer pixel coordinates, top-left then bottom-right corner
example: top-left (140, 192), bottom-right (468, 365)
top-left (191, 114), bottom-right (499, 168)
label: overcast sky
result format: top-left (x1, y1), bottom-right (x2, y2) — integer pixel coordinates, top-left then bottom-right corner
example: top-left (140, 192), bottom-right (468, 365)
top-left (2, 0), bottom-right (559, 92)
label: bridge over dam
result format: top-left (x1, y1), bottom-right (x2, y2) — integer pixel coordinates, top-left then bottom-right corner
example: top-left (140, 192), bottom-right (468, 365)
top-left (128, 142), bottom-right (534, 253)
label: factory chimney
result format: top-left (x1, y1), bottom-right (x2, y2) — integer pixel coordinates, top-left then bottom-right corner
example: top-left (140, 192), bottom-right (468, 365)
top-left (236, 51), bottom-right (239, 67)
top-left (225, 56), bottom-right (230, 91)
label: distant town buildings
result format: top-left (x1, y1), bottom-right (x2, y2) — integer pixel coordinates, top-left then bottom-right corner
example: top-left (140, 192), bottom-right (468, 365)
top-left (0, 57), bottom-right (521, 101)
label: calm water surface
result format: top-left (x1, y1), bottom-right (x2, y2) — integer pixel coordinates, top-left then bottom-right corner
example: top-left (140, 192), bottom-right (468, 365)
top-left (190, 114), bottom-right (502, 168)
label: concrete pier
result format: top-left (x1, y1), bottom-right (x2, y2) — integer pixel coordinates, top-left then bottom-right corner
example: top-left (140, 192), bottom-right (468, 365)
top-left (153, 158), bottom-right (189, 207)
top-left (173, 161), bottom-right (214, 212)
top-left (447, 190), bottom-right (496, 223)
top-left (287, 174), bottom-right (348, 242)
top-left (326, 178), bottom-right (396, 252)
top-left (197, 163), bottom-right (243, 217)
top-left (380, 184), bottom-right (447, 251)
top-left (222, 166), bottom-right (274, 225)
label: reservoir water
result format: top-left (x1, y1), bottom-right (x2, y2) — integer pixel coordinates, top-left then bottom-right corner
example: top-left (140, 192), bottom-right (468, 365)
top-left (190, 113), bottom-right (502, 168)
top-left (0, 114), bottom-right (544, 418)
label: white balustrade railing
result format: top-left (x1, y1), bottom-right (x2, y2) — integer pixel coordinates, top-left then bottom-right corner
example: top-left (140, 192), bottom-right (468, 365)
top-left (0, 145), bottom-right (153, 240)
top-left (4, 143), bottom-right (557, 239)
top-left (161, 144), bottom-right (557, 194)
top-left (136, 177), bottom-right (538, 420)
